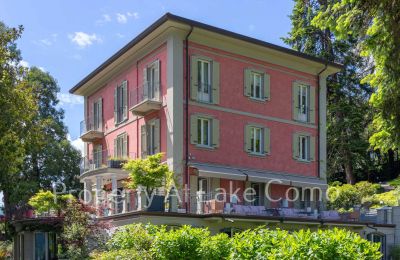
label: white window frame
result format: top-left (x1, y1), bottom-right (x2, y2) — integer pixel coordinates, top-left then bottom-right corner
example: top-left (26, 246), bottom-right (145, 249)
top-left (147, 121), bottom-right (157, 156)
top-left (250, 126), bottom-right (263, 155)
top-left (146, 63), bottom-right (157, 100)
top-left (250, 71), bottom-right (263, 100)
top-left (197, 117), bottom-right (211, 147)
top-left (298, 85), bottom-right (309, 122)
top-left (298, 135), bottom-right (310, 161)
top-left (93, 145), bottom-right (102, 169)
top-left (197, 59), bottom-right (211, 103)
top-left (114, 133), bottom-right (127, 159)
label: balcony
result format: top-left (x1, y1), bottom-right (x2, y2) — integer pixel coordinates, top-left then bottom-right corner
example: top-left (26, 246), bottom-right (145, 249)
top-left (80, 116), bottom-right (104, 142)
top-left (129, 82), bottom-right (162, 116)
top-left (80, 149), bottom-right (136, 175)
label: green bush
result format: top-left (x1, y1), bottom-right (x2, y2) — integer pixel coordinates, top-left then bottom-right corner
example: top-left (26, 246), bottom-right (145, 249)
top-left (327, 181), bottom-right (382, 210)
top-left (362, 189), bottom-right (400, 208)
top-left (231, 228), bottom-right (381, 260)
top-left (96, 224), bottom-right (381, 260)
top-left (106, 224), bottom-right (155, 251)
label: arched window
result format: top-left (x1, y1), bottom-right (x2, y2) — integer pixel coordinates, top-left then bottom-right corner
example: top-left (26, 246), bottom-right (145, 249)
top-left (367, 233), bottom-right (386, 257)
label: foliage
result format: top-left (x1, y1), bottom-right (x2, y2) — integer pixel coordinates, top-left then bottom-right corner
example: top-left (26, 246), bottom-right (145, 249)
top-left (106, 223), bottom-right (154, 251)
top-left (327, 181), bottom-right (380, 210)
top-left (312, 0), bottom-right (400, 152)
top-left (362, 189), bottom-right (400, 208)
top-left (390, 245), bottom-right (400, 260)
top-left (28, 190), bottom-right (74, 215)
top-left (0, 240), bottom-right (12, 259)
top-left (283, 0), bottom-right (373, 184)
top-left (92, 248), bottom-right (153, 260)
top-left (231, 227), bottom-right (381, 259)
top-left (123, 153), bottom-right (172, 194)
top-left (61, 200), bottom-right (110, 260)
top-left (97, 224), bottom-right (380, 260)
top-left (388, 177), bottom-right (400, 187)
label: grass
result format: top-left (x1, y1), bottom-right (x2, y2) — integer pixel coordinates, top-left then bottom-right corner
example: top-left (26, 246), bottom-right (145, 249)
top-left (388, 176), bottom-right (400, 187)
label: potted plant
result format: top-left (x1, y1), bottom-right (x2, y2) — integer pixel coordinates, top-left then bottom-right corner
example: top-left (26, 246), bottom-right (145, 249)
top-left (107, 157), bottom-right (127, 169)
top-left (123, 153), bottom-right (173, 212)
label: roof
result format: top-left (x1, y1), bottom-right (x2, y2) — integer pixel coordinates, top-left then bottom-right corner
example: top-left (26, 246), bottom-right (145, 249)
top-left (70, 13), bottom-right (343, 94)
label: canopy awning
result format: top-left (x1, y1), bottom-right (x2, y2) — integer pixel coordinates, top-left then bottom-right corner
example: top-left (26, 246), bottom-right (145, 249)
top-left (189, 163), bottom-right (247, 181)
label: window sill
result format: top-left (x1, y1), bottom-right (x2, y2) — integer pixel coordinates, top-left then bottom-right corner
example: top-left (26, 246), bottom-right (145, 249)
top-left (115, 118), bottom-right (128, 127)
top-left (247, 152), bottom-right (268, 158)
top-left (248, 97), bottom-right (267, 103)
top-left (195, 144), bottom-right (215, 150)
top-left (294, 158), bottom-right (312, 164)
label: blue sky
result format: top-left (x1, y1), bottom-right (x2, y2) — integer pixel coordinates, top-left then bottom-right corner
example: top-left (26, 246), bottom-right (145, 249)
top-left (0, 0), bottom-right (294, 152)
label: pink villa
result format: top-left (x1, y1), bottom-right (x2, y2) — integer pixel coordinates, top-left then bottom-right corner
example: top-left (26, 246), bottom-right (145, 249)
top-left (67, 13), bottom-right (394, 241)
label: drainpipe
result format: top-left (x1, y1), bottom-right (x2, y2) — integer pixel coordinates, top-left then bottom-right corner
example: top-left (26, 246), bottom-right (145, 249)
top-left (317, 63), bottom-right (328, 179)
top-left (136, 60), bottom-right (139, 159)
top-left (185, 26), bottom-right (194, 211)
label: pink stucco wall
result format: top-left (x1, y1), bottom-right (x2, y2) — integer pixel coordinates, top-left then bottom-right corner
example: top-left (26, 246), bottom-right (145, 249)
top-left (86, 43), bottom-right (168, 162)
top-left (186, 42), bottom-right (319, 178)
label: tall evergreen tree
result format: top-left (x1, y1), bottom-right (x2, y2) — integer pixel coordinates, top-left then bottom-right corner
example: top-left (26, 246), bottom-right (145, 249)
top-left (283, 0), bottom-right (373, 184)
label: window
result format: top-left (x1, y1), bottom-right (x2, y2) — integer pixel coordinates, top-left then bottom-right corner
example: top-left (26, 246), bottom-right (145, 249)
top-left (250, 72), bottom-right (263, 100)
top-left (197, 117), bottom-right (211, 147)
top-left (198, 177), bottom-right (209, 203)
top-left (114, 133), bottom-right (128, 158)
top-left (93, 98), bottom-right (102, 131)
top-left (35, 232), bottom-right (46, 260)
top-left (48, 233), bottom-right (57, 260)
top-left (93, 145), bottom-right (102, 168)
top-left (141, 119), bottom-right (160, 158)
top-left (144, 60), bottom-right (160, 100)
top-left (250, 127), bottom-right (263, 154)
top-left (367, 233), bottom-right (386, 256)
top-left (293, 133), bottom-right (315, 162)
top-left (251, 183), bottom-right (261, 206)
top-left (244, 69), bottom-right (270, 101)
top-left (191, 56), bottom-right (220, 104)
top-left (197, 60), bottom-right (211, 102)
top-left (298, 84), bottom-right (309, 122)
top-left (114, 81), bottom-right (128, 124)
top-left (245, 125), bottom-right (270, 155)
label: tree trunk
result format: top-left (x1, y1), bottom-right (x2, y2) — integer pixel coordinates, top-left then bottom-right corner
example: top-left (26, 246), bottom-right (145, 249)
top-left (344, 160), bottom-right (356, 184)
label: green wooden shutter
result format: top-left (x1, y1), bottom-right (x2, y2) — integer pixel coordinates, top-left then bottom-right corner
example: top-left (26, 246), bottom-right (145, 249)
top-left (263, 73), bottom-right (270, 100)
top-left (114, 87), bottom-right (118, 124)
top-left (154, 60), bottom-right (160, 101)
top-left (309, 136), bottom-right (316, 161)
top-left (292, 82), bottom-right (300, 120)
top-left (244, 69), bottom-right (252, 97)
top-left (98, 98), bottom-right (103, 131)
top-left (141, 124), bottom-right (147, 158)
top-left (189, 175), bottom-right (198, 213)
top-left (143, 67), bottom-right (148, 100)
top-left (123, 133), bottom-right (128, 158)
top-left (210, 178), bottom-right (220, 194)
top-left (263, 127), bottom-right (270, 154)
top-left (212, 61), bottom-right (220, 104)
top-left (309, 86), bottom-right (316, 124)
top-left (212, 118), bottom-right (220, 148)
top-left (244, 125), bottom-right (252, 152)
top-left (122, 81), bottom-right (128, 120)
top-left (113, 138), bottom-right (117, 157)
top-left (190, 115), bottom-right (198, 144)
top-left (292, 133), bottom-right (300, 159)
top-left (190, 56), bottom-right (198, 100)
top-left (154, 118), bottom-right (160, 153)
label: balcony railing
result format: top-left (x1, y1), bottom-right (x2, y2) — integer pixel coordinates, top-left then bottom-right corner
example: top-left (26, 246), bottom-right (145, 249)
top-left (188, 192), bottom-right (372, 222)
top-left (129, 82), bottom-right (162, 116)
top-left (80, 150), bottom-right (137, 174)
top-left (80, 115), bottom-right (104, 142)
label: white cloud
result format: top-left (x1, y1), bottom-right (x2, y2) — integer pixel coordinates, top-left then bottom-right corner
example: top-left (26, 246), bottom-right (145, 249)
top-left (116, 13), bottom-right (128, 24)
top-left (69, 32), bottom-right (102, 48)
top-left (38, 66), bottom-right (46, 72)
top-left (96, 14), bottom-right (112, 25)
top-left (127, 12), bottom-right (139, 19)
top-left (57, 93), bottom-right (84, 106)
top-left (67, 134), bottom-right (84, 155)
top-left (116, 33), bottom-right (125, 38)
top-left (19, 60), bottom-right (30, 68)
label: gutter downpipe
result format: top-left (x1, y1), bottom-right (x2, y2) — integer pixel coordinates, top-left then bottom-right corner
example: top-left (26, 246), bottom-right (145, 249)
top-left (185, 26), bottom-right (194, 211)
top-left (317, 63), bottom-right (328, 179)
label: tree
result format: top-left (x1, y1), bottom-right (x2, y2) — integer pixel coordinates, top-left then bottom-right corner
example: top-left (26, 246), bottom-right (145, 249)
top-left (28, 190), bottom-right (74, 216)
top-left (283, 0), bottom-right (373, 184)
top-left (312, 0), bottom-right (400, 152)
top-left (0, 22), bottom-right (36, 223)
top-left (123, 153), bottom-right (172, 195)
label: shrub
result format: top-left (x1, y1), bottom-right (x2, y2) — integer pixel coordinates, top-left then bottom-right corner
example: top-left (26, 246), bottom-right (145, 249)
top-left (92, 248), bottom-right (152, 260)
top-left (230, 227), bottom-right (381, 260)
top-left (106, 223), bottom-right (154, 251)
top-left (0, 241), bottom-right (12, 259)
top-left (362, 189), bottom-right (400, 208)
